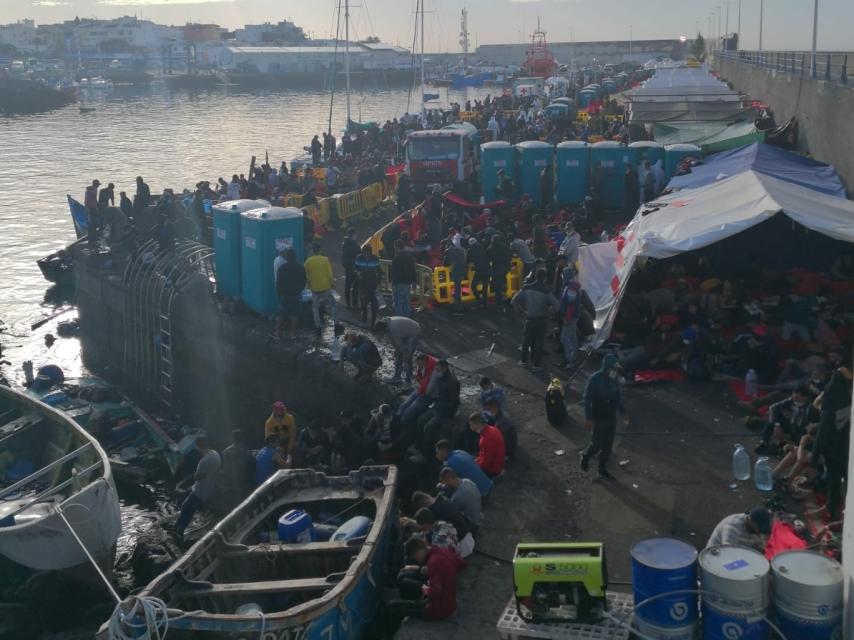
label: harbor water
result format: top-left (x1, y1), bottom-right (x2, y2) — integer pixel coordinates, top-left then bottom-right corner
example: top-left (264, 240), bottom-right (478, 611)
top-left (0, 82), bottom-right (490, 637)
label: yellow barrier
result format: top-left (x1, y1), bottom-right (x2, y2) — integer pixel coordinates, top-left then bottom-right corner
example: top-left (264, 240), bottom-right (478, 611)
top-left (282, 193), bottom-right (303, 208)
top-left (375, 259), bottom-right (434, 307)
top-left (576, 111), bottom-right (590, 122)
top-left (431, 257), bottom-right (525, 306)
top-left (360, 182), bottom-right (384, 213)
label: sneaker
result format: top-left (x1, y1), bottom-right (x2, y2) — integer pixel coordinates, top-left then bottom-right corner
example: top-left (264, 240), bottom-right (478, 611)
top-left (598, 469), bottom-right (615, 480)
top-left (580, 452), bottom-right (589, 472)
top-left (408, 452), bottom-right (426, 464)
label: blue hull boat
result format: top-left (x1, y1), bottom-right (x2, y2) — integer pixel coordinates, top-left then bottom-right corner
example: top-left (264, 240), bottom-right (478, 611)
top-left (67, 194), bottom-right (89, 239)
top-left (99, 466), bottom-right (397, 639)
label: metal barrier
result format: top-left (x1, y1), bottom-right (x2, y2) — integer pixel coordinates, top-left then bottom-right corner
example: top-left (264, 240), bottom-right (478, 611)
top-left (716, 50), bottom-right (851, 85)
top-left (430, 258), bottom-right (524, 306)
top-left (375, 259), bottom-right (434, 308)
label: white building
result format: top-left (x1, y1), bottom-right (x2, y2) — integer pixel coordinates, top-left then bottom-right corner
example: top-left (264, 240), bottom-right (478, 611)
top-left (0, 19), bottom-right (40, 54)
top-left (219, 43), bottom-right (409, 73)
top-left (63, 17), bottom-right (180, 53)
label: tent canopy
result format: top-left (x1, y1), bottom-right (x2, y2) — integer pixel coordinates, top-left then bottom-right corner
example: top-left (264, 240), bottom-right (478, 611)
top-left (629, 101), bottom-right (756, 123)
top-left (581, 169), bottom-right (854, 346)
top-left (654, 121), bottom-right (765, 154)
top-left (667, 142), bottom-right (847, 198)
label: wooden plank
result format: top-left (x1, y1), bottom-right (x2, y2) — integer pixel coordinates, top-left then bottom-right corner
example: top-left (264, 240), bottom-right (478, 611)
top-left (178, 577), bottom-right (337, 598)
top-left (220, 542), bottom-right (355, 559)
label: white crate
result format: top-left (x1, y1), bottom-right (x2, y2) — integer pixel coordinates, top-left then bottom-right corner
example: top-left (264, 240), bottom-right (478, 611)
top-left (496, 592), bottom-right (633, 640)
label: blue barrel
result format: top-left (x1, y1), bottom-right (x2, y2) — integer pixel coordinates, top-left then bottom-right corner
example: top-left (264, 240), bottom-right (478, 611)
top-left (664, 143), bottom-right (702, 178)
top-left (240, 206), bottom-right (305, 315)
top-left (591, 141), bottom-right (638, 210)
top-left (631, 537), bottom-right (699, 639)
top-left (212, 199), bottom-right (269, 299)
top-left (556, 141), bottom-right (590, 206)
top-left (771, 551), bottom-right (843, 640)
top-left (629, 141), bottom-right (665, 168)
top-left (515, 140), bottom-right (553, 207)
top-left (700, 545), bottom-right (770, 640)
top-left (277, 509), bottom-right (315, 543)
top-left (480, 141), bottom-right (515, 201)
top-left (578, 88), bottom-right (597, 108)
top-left (330, 516), bottom-right (373, 542)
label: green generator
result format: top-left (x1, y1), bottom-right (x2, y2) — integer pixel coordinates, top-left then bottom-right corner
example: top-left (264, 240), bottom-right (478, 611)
top-left (513, 542), bottom-right (608, 623)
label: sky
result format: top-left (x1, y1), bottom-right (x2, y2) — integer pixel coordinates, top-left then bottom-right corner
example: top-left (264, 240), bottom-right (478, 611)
top-left (3, 0), bottom-right (853, 53)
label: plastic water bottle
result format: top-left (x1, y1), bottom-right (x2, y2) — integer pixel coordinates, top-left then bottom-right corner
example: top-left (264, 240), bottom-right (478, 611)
top-left (330, 335), bottom-right (342, 362)
top-left (754, 457), bottom-right (774, 491)
top-left (745, 369), bottom-right (759, 399)
top-left (733, 444), bottom-right (751, 481)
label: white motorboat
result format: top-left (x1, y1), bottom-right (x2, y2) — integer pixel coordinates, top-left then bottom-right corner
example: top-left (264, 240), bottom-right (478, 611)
top-left (0, 385), bottom-right (121, 580)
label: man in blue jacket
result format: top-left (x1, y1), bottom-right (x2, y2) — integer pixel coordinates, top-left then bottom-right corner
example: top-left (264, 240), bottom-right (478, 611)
top-left (581, 354), bottom-right (629, 479)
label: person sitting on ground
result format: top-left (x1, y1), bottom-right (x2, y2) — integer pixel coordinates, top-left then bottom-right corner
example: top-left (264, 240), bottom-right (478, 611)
top-left (412, 508), bottom-right (462, 556)
top-left (337, 409), bottom-right (367, 469)
top-left (297, 421), bottom-right (330, 469)
top-left (220, 429), bottom-right (255, 503)
top-left (468, 412), bottom-right (506, 478)
top-left (364, 403), bottom-right (396, 461)
top-left (387, 538), bottom-right (465, 626)
top-left (478, 376), bottom-right (506, 411)
top-left (341, 331), bottom-right (382, 382)
top-left (398, 353), bottom-right (438, 427)
top-left (438, 466), bottom-right (483, 529)
top-left (755, 386), bottom-right (818, 454)
top-left (435, 439), bottom-right (492, 497)
top-left (410, 490), bottom-right (474, 557)
top-left (706, 507), bottom-right (772, 552)
top-left (265, 401), bottom-right (298, 458)
top-left (407, 360), bottom-right (460, 463)
top-left (174, 436), bottom-right (221, 539)
top-left (254, 433), bottom-right (290, 486)
top-left (483, 398), bottom-right (517, 461)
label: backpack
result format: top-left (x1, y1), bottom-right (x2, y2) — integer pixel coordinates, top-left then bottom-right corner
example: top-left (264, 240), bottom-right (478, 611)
top-left (545, 378), bottom-right (567, 426)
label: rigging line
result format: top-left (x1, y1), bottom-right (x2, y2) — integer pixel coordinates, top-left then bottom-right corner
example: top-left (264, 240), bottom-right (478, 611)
top-left (406, 0), bottom-right (420, 114)
top-left (328, 0), bottom-right (343, 135)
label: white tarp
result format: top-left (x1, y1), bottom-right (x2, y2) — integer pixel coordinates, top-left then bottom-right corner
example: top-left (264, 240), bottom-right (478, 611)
top-left (586, 170), bottom-right (854, 346)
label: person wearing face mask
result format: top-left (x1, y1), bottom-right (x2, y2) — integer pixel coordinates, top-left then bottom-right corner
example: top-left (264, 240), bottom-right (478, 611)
top-left (580, 354), bottom-right (628, 480)
top-left (755, 386), bottom-right (818, 455)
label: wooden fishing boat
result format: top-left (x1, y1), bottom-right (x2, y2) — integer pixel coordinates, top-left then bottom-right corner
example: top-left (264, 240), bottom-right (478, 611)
top-left (0, 385), bottom-right (121, 579)
top-left (101, 466), bottom-right (397, 639)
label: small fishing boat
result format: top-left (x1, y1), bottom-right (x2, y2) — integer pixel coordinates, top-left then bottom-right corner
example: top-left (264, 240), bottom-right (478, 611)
top-left (0, 385), bottom-right (121, 580)
top-left (101, 466), bottom-right (397, 639)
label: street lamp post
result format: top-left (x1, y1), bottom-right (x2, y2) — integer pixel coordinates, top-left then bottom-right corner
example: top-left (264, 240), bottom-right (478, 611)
top-left (725, 0), bottom-right (729, 51)
top-left (758, 0), bottom-right (764, 51)
top-left (811, 0), bottom-right (819, 77)
top-left (737, 0), bottom-right (741, 50)
top-left (717, 5), bottom-right (722, 42)
top-left (629, 24), bottom-right (633, 56)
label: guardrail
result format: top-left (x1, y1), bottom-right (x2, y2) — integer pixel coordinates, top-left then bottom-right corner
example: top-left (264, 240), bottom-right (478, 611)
top-left (716, 50), bottom-right (850, 85)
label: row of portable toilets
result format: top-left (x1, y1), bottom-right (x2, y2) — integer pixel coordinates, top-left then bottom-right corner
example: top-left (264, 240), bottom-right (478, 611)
top-left (631, 537), bottom-right (843, 640)
top-left (211, 200), bottom-right (306, 315)
top-left (480, 140), bottom-right (702, 210)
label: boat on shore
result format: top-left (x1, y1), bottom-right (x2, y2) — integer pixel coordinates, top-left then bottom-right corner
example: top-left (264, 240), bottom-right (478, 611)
top-left (0, 385), bottom-right (122, 584)
top-left (0, 76), bottom-right (77, 115)
top-left (100, 466), bottom-right (397, 639)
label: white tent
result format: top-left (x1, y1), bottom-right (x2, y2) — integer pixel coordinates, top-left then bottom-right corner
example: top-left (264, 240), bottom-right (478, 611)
top-left (580, 169), bottom-right (854, 346)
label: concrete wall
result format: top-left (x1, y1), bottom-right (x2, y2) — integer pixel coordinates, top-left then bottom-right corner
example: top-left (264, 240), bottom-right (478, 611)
top-left (475, 39), bottom-right (683, 66)
top-left (713, 55), bottom-right (854, 195)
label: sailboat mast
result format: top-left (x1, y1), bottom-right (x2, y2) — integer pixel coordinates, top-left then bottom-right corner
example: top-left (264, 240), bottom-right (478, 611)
top-left (419, 0), bottom-right (426, 124)
top-left (345, 0), bottom-right (352, 129)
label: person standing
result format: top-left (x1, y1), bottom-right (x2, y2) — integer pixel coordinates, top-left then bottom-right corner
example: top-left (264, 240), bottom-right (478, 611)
top-left (174, 436), bottom-right (221, 538)
top-left (304, 243), bottom-right (337, 336)
top-left (274, 248), bottom-right (306, 340)
top-left (341, 228), bottom-right (361, 309)
top-left (97, 182), bottom-right (115, 209)
top-left (119, 191), bottom-right (133, 217)
top-left (623, 164), bottom-right (640, 216)
top-left (396, 173), bottom-right (412, 214)
top-left (310, 135), bottom-right (322, 165)
top-left (220, 429), bottom-right (255, 504)
top-left (487, 234), bottom-right (512, 309)
top-left (133, 176), bottom-right (151, 213)
top-left (511, 269), bottom-right (559, 372)
top-left (391, 239), bottom-right (417, 317)
top-left (356, 245), bottom-right (381, 329)
top-left (581, 354), bottom-right (629, 479)
top-left (558, 222), bottom-right (580, 267)
top-left (443, 237), bottom-right (468, 314)
top-left (466, 237), bottom-right (490, 308)
top-left (84, 179), bottom-right (100, 242)
top-left (265, 400), bottom-right (298, 458)
top-left (558, 266), bottom-right (582, 369)
top-left (376, 316), bottom-right (421, 386)
top-left (227, 174), bottom-right (241, 201)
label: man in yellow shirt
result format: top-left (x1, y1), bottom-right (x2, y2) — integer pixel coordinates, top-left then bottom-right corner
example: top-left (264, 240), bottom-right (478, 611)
top-left (265, 401), bottom-right (297, 457)
top-left (304, 242), bottom-right (338, 336)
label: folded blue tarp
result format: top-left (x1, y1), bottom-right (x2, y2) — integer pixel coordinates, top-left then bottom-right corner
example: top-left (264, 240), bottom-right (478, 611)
top-left (668, 142), bottom-right (846, 198)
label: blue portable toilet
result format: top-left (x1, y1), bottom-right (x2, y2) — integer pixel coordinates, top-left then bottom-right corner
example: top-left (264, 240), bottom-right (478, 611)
top-left (240, 206), bottom-right (305, 316)
top-left (591, 141), bottom-right (638, 210)
top-left (629, 141), bottom-right (665, 168)
top-left (556, 141), bottom-right (590, 206)
top-left (212, 199), bottom-right (269, 299)
top-left (515, 141), bottom-right (554, 207)
top-left (577, 89), bottom-right (597, 108)
top-left (665, 143), bottom-right (702, 178)
top-left (480, 141), bottom-right (515, 201)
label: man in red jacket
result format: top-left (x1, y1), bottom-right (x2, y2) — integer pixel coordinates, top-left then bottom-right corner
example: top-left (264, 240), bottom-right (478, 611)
top-left (468, 412), bottom-right (506, 478)
top-left (388, 538), bottom-right (465, 625)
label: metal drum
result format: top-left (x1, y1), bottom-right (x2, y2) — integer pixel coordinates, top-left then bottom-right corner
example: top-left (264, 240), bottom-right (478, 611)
top-left (631, 537), bottom-right (698, 639)
top-left (771, 550), bottom-right (843, 640)
top-left (700, 545), bottom-right (770, 640)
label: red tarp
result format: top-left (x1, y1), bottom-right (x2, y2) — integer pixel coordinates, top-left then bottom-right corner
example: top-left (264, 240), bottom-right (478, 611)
top-left (632, 370), bottom-right (687, 384)
top-left (764, 521), bottom-right (807, 560)
top-left (443, 192), bottom-right (505, 210)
